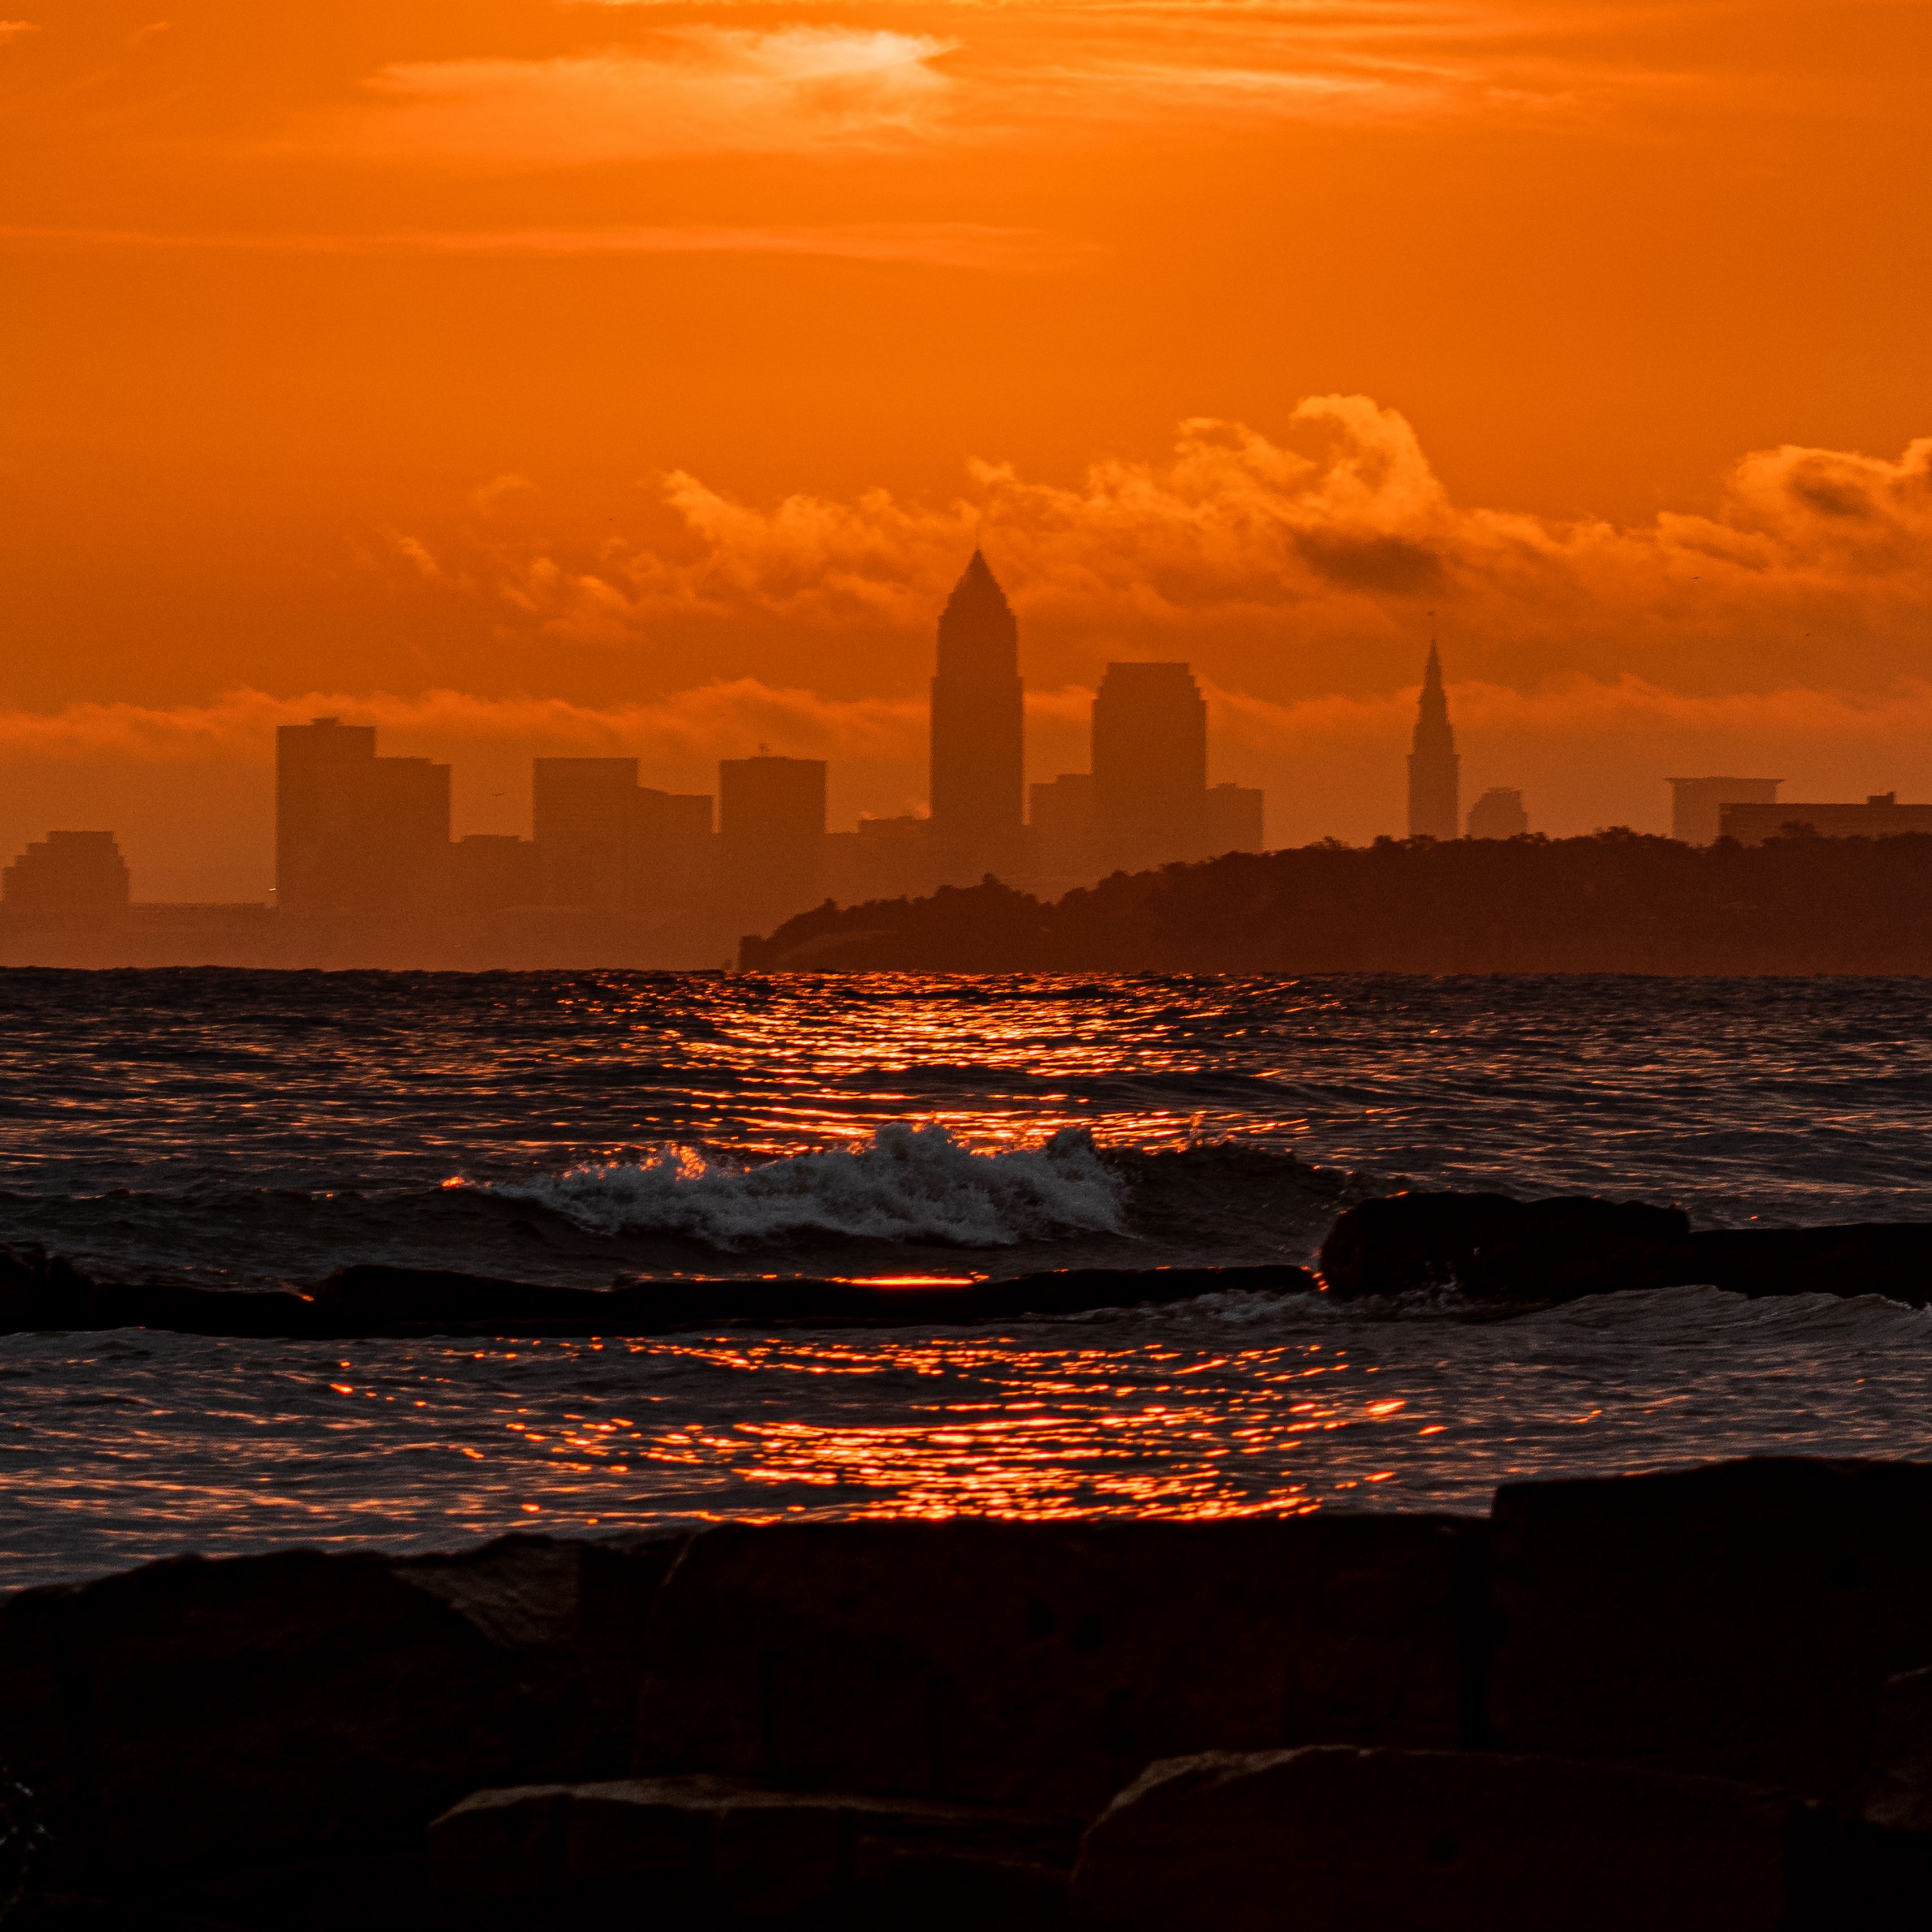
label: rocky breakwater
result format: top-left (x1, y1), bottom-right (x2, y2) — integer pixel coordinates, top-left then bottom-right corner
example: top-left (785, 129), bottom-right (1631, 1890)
top-left (1318, 1189), bottom-right (1932, 1305)
top-left (0, 1250), bottom-right (1314, 1341)
top-left (8, 1458), bottom-right (1932, 1927)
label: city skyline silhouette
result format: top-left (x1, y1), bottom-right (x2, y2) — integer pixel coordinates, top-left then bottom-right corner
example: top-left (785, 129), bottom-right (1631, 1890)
top-left (1, 553), bottom-right (1284, 965)
top-left (8, 557), bottom-right (1931, 967)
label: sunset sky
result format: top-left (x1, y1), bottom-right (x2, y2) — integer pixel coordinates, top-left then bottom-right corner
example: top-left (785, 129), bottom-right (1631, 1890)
top-left (3, 0), bottom-right (1929, 895)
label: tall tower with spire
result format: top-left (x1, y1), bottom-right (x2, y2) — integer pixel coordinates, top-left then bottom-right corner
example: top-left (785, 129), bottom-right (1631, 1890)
top-left (1406, 643), bottom-right (1461, 839)
top-left (929, 550), bottom-right (1023, 877)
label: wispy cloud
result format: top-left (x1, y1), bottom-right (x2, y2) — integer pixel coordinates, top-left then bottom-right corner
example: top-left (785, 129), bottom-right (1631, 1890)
top-left (250, 3), bottom-right (1700, 177)
top-left (0, 683), bottom-right (923, 763)
top-left (0, 220), bottom-right (1091, 270)
top-left (309, 28), bottom-right (958, 165)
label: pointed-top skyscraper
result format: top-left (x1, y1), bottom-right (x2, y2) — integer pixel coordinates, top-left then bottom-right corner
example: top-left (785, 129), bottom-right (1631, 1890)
top-left (929, 550), bottom-right (1023, 878)
top-left (1406, 643), bottom-right (1460, 839)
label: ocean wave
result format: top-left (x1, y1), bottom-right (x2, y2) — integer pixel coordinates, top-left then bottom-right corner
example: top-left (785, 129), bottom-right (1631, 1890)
top-left (461, 1123), bottom-right (1128, 1249)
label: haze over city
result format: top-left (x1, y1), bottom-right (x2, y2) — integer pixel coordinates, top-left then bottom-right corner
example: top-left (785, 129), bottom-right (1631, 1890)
top-left (5, 1), bottom-right (1932, 900)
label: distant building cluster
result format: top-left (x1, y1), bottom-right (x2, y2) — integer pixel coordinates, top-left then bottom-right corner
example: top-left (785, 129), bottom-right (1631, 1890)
top-left (0, 553), bottom-right (1267, 967)
top-left (1415, 662), bottom-right (1930, 853)
top-left (10, 573), bottom-right (1932, 967)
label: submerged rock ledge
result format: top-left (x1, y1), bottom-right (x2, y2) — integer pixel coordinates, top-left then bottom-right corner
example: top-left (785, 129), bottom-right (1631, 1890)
top-left (5, 1186), bottom-right (1931, 1341)
top-left (0, 1255), bottom-right (1316, 1339)
top-left (1318, 1191), bottom-right (1932, 1306)
top-left (6, 1457), bottom-right (1932, 1928)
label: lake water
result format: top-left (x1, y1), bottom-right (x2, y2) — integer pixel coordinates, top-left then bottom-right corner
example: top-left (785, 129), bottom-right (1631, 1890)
top-left (3, 969), bottom-right (1930, 1589)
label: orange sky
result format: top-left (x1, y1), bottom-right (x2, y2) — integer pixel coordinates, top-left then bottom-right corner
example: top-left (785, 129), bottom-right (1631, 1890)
top-left (3, 0), bottom-right (1930, 895)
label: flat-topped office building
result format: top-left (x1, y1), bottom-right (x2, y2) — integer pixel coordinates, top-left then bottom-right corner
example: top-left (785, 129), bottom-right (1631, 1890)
top-left (1669, 776), bottom-right (1782, 845)
top-left (1, 831), bottom-right (130, 931)
top-left (532, 758), bottom-right (713, 919)
top-left (1467, 787), bottom-right (1530, 840)
top-left (1720, 793), bottom-right (1932, 846)
top-left (720, 752), bottom-right (826, 933)
top-left (1205, 782), bottom-right (1265, 856)
top-left (1030, 664), bottom-right (1263, 884)
top-left (1091, 662), bottom-right (1209, 874)
top-left (275, 718), bottom-right (450, 938)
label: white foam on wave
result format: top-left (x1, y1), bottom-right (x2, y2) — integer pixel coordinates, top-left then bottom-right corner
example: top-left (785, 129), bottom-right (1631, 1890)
top-left (470, 1123), bottom-right (1128, 1247)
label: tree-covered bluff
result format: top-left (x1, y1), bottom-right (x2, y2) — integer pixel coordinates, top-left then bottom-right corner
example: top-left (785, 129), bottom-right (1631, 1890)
top-left (738, 831), bottom-right (1932, 974)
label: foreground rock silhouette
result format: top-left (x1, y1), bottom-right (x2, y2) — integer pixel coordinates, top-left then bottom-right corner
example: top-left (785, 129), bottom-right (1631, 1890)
top-left (1070, 1747), bottom-right (1813, 1932)
top-left (6, 1457), bottom-right (1932, 1926)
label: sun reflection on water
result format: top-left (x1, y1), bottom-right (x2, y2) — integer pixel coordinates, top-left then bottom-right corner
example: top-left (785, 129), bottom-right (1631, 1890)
top-left (416, 1329), bottom-right (1391, 1527)
top-left (6, 1270), bottom-right (1932, 1590)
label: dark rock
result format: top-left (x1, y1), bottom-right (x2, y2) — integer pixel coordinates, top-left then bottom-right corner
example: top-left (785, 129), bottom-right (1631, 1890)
top-left (0, 1260), bottom-right (1315, 1341)
top-left (1068, 1745), bottom-right (1813, 1932)
top-left (1685, 1226), bottom-right (1932, 1305)
top-left (0, 1256), bottom-right (319, 1340)
top-left (313, 1263), bottom-right (1314, 1337)
top-left (0, 1532), bottom-right (683, 1905)
top-left (1316, 1191), bottom-right (1521, 1298)
top-left (429, 1774), bottom-right (1075, 1929)
top-left (1319, 1195), bottom-right (1932, 1306)
top-left (309, 1267), bottom-right (614, 1334)
top-left (9, 1898), bottom-right (251, 1931)
top-left (1317, 1191), bottom-right (1693, 1300)
top-left (1864, 1666), bottom-right (1932, 1833)
top-left (1490, 1457), bottom-right (1932, 1803)
top-left (85, 1284), bottom-right (322, 1339)
top-left (0, 1248), bottom-right (101, 1331)
top-left (1460, 1195), bottom-right (1693, 1298)
top-left (633, 1517), bottom-right (1482, 1822)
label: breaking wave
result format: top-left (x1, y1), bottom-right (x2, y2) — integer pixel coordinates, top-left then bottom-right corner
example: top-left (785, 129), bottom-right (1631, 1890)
top-left (465, 1123), bottom-right (1129, 1249)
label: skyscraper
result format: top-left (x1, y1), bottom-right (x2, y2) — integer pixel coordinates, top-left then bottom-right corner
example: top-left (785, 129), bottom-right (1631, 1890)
top-left (275, 718), bottom-right (450, 931)
top-left (533, 758), bottom-right (643, 911)
top-left (1406, 645), bottom-right (1460, 840)
top-left (720, 752), bottom-right (827, 934)
top-left (929, 551), bottom-right (1023, 878)
top-left (1466, 786), bottom-right (1529, 838)
top-left (1027, 773), bottom-right (1096, 880)
top-left (0, 831), bottom-right (130, 930)
top-left (532, 758), bottom-right (714, 920)
top-left (1667, 776), bottom-right (1782, 845)
top-left (1091, 662), bottom-right (1209, 873)
top-left (1204, 782), bottom-right (1266, 855)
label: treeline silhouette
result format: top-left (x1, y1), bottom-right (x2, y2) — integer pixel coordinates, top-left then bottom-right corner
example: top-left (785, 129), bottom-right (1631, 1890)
top-left (738, 829), bottom-right (1932, 974)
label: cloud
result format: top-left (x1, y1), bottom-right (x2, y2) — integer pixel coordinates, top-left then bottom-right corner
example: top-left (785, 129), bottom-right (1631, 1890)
top-left (254, 1), bottom-right (1695, 180)
top-left (320, 28), bottom-right (957, 165)
top-left (471, 473), bottom-right (536, 514)
top-left (0, 220), bottom-right (1092, 272)
top-left (12, 672), bottom-right (1932, 790)
top-left (438, 398), bottom-right (1932, 694)
top-left (0, 683), bottom-right (927, 768)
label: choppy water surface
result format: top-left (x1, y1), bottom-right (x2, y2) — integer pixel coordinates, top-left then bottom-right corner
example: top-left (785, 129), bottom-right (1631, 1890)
top-left (3, 969), bottom-right (1932, 1588)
